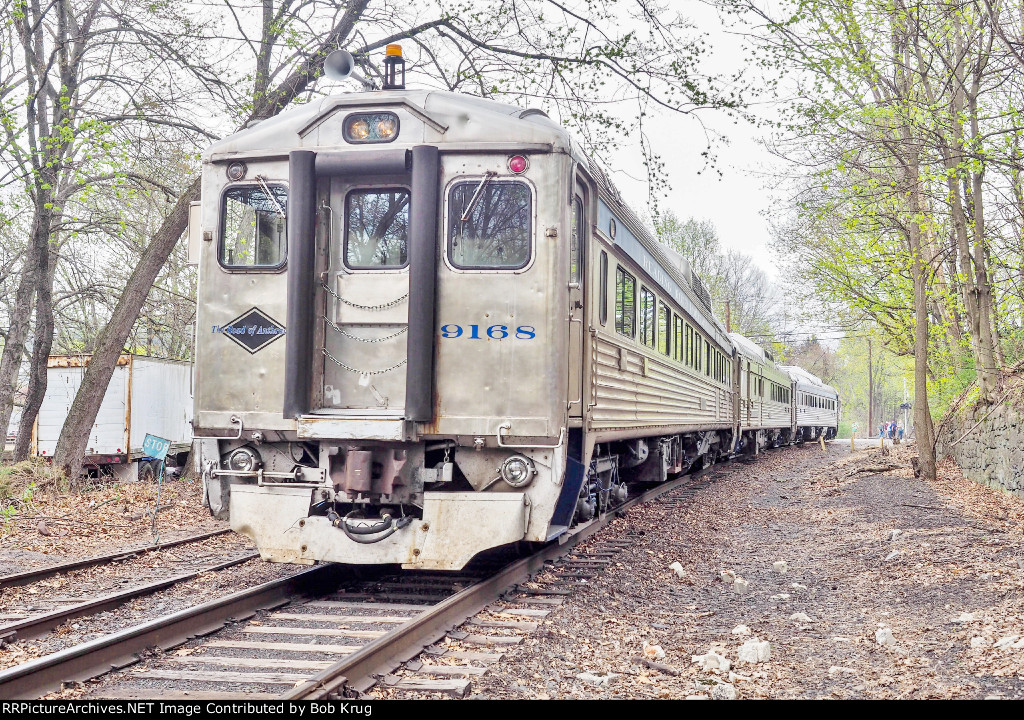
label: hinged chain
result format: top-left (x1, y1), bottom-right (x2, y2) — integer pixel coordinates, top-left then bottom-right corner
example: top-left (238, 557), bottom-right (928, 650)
top-left (322, 282), bottom-right (408, 311)
top-left (322, 316), bottom-right (407, 343)
top-left (322, 348), bottom-right (407, 376)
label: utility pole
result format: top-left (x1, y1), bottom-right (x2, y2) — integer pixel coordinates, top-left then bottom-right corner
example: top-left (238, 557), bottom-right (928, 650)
top-left (867, 338), bottom-right (874, 437)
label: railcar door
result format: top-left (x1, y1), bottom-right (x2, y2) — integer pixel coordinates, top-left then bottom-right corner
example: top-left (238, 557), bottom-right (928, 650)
top-left (567, 188), bottom-right (587, 422)
top-left (320, 179), bottom-right (411, 416)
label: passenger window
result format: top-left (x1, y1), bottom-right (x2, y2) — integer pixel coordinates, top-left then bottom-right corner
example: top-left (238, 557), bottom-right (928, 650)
top-left (615, 267), bottom-right (635, 338)
top-left (673, 315), bottom-right (683, 362)
top-left (639, 288), bottom-right (656, 347)
top-left (220, 185), bottom-right (287, 268)
top-left (658, 302), bottom-right (670, 356)
top-left (345, 189), bottom-right (410, 268)
top-left (448, 180), bottom-right (531, 269)
top-left (599, 251), bottom-right (608, 326)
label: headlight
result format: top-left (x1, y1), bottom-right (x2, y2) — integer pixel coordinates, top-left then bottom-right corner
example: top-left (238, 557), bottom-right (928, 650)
top-left (500, 455), bottom-right (536, 488)
top-left (228, 447), bottom-right (261, 472)
top-left (343, 112), bottom-right (400, 143)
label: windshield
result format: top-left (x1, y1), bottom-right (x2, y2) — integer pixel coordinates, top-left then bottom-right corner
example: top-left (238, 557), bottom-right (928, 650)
top-left (447, 180), bottom-right (531, 269)
top-left (220, 185), bottom-right (287, 268)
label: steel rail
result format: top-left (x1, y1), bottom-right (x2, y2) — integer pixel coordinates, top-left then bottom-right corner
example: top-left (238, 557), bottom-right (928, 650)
top-left (284, 468), bottom-right (713, 698)
top-left (0, 553), bottom-right (259, 643)
top-left (0, 528), bottom-right (232, 589)
top-left (0, 564), bottom-right (339, 700)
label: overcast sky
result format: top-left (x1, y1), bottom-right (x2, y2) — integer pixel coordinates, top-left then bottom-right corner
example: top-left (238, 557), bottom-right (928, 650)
top-left (603, 2), bottom-right (784, 278)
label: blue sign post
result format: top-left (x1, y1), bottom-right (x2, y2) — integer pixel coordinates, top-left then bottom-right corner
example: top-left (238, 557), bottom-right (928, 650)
top-left (142, 434), bottom-right (172, 544)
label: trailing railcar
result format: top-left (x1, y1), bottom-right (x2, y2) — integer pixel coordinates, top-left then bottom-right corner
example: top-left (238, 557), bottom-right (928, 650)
top-left (191, 47), bottom-right (834, 570)
top-left (780, 365), bottom-right (840, 440)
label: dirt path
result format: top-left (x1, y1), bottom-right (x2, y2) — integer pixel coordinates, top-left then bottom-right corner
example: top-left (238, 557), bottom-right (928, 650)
top-left (463, 442), bottom-right (1024, 699)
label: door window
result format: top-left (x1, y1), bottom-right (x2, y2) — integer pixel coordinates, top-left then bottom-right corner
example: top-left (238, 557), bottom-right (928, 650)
top-left (345, 188), bottom-right (410, 268)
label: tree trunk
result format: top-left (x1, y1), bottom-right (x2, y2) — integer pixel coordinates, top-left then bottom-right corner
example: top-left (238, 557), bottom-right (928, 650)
top-left (52, 176), bottom-right (199, 479)
top-left (0, 252), bottom-right (37, 450)
top-left (14, 229), bottom-right (57, 461)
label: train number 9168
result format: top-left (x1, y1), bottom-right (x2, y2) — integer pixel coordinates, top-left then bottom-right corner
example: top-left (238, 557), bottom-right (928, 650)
top-left (440, 324), bottom-right (536, 340)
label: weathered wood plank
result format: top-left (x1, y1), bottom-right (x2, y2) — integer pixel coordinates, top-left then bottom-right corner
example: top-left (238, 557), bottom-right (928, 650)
top-left (95, 689), bottom-right (279, 700)
top-left (509, 596), bottom-right (564, 606)
top-left (304, 600), bottom-right (429, 613)
top-left (205, 640), bottom-right (359, 654)
top-left (454, 633), bottom-right (524, 646)
top-left (271, 612), bottom-right (408, 624)
top-left (406, 661), bottom-right (487, 677)
top-left (133, 669), bottom-right (309, 685)
top-left (467, 619), bottom-right (538, 631)
top-left (167, 656), bottom-right (332, 670)
top-left (423, 648), bottom-right (504, 664)
top-left (383, 676), bottom-right (471, 697)
top-left (485, 606), bottom-right (550, 618)
top-left (245, 626), bottom-right (384, 639)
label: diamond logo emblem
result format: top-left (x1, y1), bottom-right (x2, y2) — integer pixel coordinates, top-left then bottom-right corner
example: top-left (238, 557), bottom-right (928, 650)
top-left (212, 307), bottom-right (286, 354)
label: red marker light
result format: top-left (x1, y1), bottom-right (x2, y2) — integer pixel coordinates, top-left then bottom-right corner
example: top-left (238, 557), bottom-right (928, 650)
top-left (508, 155), bottom-right (528, 174)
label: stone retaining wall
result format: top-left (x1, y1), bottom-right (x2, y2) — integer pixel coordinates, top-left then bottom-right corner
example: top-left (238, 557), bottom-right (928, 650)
top-left (936, 401), bottom-right (1024, 497)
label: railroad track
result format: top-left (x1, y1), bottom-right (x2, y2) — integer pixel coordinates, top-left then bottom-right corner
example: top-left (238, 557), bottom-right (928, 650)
top-left (0, 529), bottom-right (261, 651)
top-left (0, 466), bottom-right (721, 700)
top-left (0, 529), bottom-right (232, 589)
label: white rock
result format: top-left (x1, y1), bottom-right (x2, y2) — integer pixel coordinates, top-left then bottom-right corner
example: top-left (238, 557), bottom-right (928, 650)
top-left (1012, 638), bottom-right (1024, 649)
top-left (643, 642), bottom-right (666, 660)
top-left (952, 612), bottom-right (976, 623)
top-left (770, 593), bottom-right (791, 601)
top-left (789, 612), bottom-right (813, 623)
top-left (884, 551), bottom-right (901, 561)
top-left (888, 529), bottom-right (902, 541)
top-left (738, 639), bottom-right (771, 663)
top-left (731, 624), bottom-right (751, 636)
top-left (790, 583), bottom-right (807, 590)
top-left (772, 561), bottom-right (788, 573)
top-left (720, 570), bottom-right (736, 584)
top-left (692, 651), bottom-right (731, 672)
top-left (728, 671), bottom-right (752, 683)
top-left (711, 683), bottom-right (738, 700)
top-left (829, 666), bottom-right (857, 675)
top-left (875, 628), bottom-right (896, 647)
top-left (669, 561), bottom-right (685, 578)
top-left (970, 636), bottom-right (991, 649)
top-left (733, 578), bottom-right (750, 595)
top-left (993, 636), bottom-right (1019, 649)
top-left (576, 671), bottom-right (619, 687)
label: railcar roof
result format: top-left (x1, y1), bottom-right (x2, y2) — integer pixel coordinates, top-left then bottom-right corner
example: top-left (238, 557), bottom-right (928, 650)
top-left (778, 364), bottom-right (839, 397)
top-left (730, 332), bottom-right (772, 363)
top-left (203, 89), bottom-right (572, 159)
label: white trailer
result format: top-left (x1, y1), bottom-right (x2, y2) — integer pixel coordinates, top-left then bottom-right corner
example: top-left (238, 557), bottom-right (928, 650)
top-left (34, 355), bottom-right (193, 480)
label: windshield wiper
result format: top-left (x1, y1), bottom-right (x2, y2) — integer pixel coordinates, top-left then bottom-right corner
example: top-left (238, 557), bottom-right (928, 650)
top-left (460, 171), bottom-right (496, 222)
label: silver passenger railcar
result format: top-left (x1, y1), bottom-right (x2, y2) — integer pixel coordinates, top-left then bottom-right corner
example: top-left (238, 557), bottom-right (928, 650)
top-left (191, 47), bottom-right (837, 570)
top-left (780, 365), bottom-right (840, 440)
